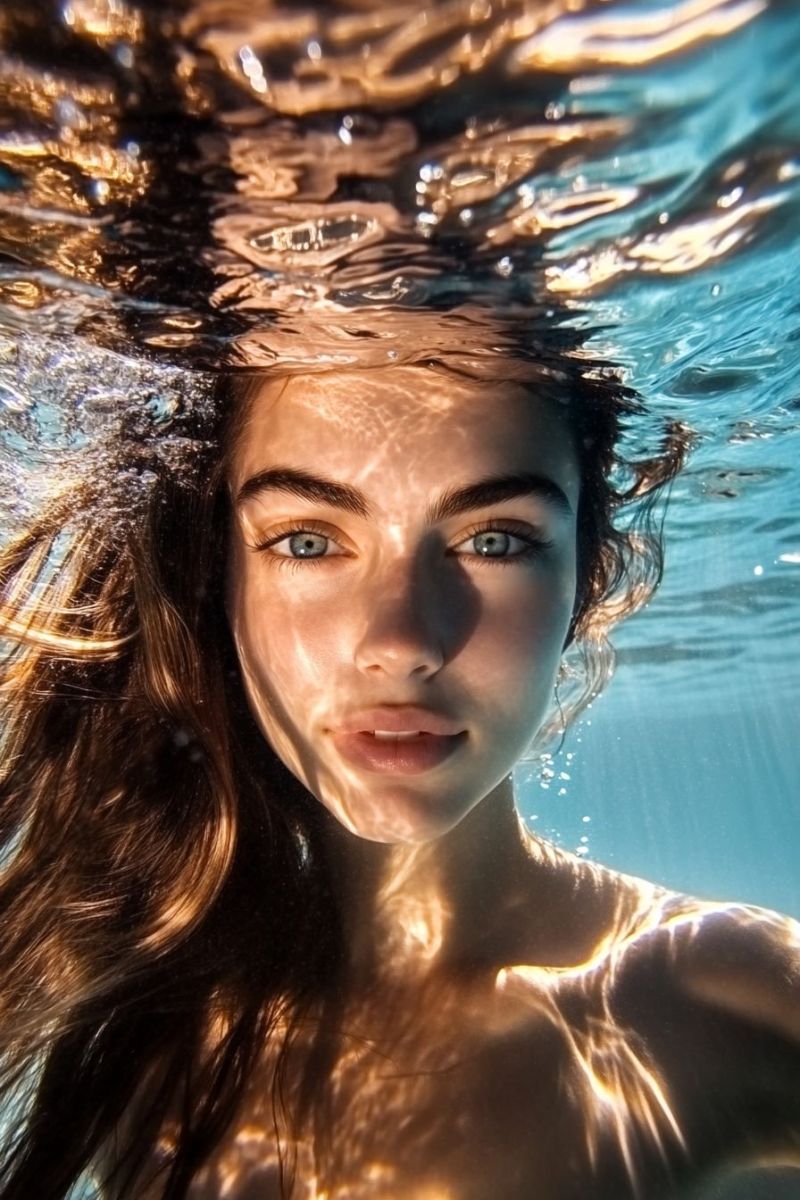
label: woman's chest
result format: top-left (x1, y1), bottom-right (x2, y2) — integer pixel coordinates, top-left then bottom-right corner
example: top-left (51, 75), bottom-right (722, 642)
top-left (184, 981), bottom-right (731, 1200)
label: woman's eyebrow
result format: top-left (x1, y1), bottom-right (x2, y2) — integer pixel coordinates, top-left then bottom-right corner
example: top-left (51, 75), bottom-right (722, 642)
top-left (235, 466), bottom-right (573, 521)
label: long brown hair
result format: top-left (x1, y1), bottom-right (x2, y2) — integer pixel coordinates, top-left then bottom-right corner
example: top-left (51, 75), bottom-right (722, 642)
top-left (0, 352), bottom-right (687, 1198)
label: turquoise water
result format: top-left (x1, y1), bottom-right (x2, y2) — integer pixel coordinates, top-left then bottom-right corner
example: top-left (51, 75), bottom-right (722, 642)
top-left (501, 0), bottom-right (800, 918)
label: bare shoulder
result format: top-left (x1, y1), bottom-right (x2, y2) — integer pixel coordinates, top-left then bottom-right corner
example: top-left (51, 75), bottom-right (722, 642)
top-left (585, 856), bottom-right (800, 1047)
top-left (662, 893), bottom-right (800, 1044)
top-left (516, 840), bottom-right (800, 1046)
top-left (499, 852), bottom-right (800, 1184)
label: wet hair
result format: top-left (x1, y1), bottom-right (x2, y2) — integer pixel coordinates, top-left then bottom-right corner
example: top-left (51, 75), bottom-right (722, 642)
top-left (0, 354), bottom-right (688, 1198)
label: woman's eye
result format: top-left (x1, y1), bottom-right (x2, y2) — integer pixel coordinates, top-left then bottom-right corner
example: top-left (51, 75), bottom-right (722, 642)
top-left (253, 524), bottom-right (552, 568)
top-left (457, 527), bottom-right (553, 563)
top-left (255, 528), bottom-right (341, 563)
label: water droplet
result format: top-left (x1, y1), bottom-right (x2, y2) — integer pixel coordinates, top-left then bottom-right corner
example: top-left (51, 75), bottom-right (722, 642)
top-left (55, 97), bottom-right (84, 129)
top-left (143, 393), bottom-right (181, 427)
top-left (416, 211), bottom-right (440, 233)
top-left (753, 564), bottom-right (764, 576)
top-left (113, 42), bottom-right (134, 68)
top-left (419, 163), bottom-right (444, 184)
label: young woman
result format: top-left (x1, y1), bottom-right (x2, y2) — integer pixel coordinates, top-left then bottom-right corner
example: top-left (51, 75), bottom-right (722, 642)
top-left (0, 348), bottom-right (798, 1200)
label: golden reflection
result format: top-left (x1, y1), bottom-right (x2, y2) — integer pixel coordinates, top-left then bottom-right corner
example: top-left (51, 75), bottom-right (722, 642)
top-left (62, 0), bottom-right (145, 47)
top-left (514, 0), bottom-right (767, 71)
top-left (181, 1), bottom-right (556, 115)
top-left (0, 56), bottom-right (117, 132)
top-left (546, 181), bottom-right (787, 294)
top-left (0, 0), bottom-right (792, 341)
top-left (141, 851), bottom-right (800, 1199)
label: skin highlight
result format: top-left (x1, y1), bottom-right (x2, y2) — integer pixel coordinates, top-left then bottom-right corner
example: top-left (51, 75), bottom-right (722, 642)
top-left (224, 367), bottom-right (581, 984)
top-left (1, 355), bottom-right (798, 1200)
top-left (226, 367), bottom-right (578, 844)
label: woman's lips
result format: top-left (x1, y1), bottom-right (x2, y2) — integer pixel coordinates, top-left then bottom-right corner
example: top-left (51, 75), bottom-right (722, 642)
top-left (331, 730), bottom-right (468, 775)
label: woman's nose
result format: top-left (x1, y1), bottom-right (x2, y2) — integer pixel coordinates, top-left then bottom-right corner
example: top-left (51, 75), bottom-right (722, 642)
top-left (352, 560), bottom-right (447, 680)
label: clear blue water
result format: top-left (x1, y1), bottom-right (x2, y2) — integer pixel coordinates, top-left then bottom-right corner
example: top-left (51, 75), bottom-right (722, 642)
top-left (509, 1), bottom-right (800, 917)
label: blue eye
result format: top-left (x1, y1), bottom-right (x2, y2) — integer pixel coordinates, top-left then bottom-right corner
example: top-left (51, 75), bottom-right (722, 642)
top-left (456, 524), bottom-right (555, 566)
top-left (280, 531), bottom-right (329, 559)
top-left (468, 529), bottom-right (519, 558)
top-left (252, 521), bottom-right (553, 569)
top-left (252, 524), bottom-right (340, 569)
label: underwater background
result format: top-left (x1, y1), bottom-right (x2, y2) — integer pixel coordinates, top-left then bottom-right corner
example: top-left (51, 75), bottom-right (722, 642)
top-left (0, 3), bottom-right (799, 1193)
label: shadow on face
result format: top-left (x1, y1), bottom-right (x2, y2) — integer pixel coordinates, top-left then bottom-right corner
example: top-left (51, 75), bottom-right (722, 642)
top-left (224, 364), bottom-right (579, 844)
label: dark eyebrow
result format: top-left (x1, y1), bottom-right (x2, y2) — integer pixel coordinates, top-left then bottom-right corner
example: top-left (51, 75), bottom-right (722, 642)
top-left (235, 466), bottom-right (573, 521)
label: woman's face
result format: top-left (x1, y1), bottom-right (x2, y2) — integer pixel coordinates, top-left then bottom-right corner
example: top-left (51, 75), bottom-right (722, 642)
top-left (226, 366), bottom-right (579, 843)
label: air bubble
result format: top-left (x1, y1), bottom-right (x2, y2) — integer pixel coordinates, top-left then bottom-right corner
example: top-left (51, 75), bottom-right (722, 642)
top-left (113, 42), bottom-right (134, 68)
top-left (143, 393), bottom-right (181, 427)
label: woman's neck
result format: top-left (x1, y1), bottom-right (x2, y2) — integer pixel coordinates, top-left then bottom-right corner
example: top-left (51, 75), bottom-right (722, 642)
top-left (319, 777), bottom-right (552, 989)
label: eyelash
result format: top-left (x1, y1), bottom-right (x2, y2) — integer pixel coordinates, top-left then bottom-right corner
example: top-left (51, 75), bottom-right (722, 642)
top-left (251, 520), bottom-right (555, 572)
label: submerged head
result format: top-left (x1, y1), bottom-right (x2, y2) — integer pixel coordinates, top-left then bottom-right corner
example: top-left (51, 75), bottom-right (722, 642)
top-left (1, 338), bottom-right (682, 897)
top-left (225, 366), bottom-right (579, 844)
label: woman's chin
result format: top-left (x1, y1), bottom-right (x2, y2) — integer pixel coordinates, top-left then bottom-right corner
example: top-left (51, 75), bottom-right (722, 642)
top-left (321, 789), bottom-right (473, 846)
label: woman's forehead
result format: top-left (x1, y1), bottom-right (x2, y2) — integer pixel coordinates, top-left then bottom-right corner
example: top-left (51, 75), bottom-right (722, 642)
top-left (235, 365), bottom-right (573, 454)
top-left (230, 365), bottom-right (580, 512)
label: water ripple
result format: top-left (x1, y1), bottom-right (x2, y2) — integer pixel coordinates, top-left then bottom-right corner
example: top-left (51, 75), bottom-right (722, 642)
top-left (0, 0), bottom-right (798, 705)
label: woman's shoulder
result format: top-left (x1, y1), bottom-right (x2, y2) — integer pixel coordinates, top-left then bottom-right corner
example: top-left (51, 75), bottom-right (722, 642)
top-left (602, 858), bottom-right (799, 1045)
top-left (517, 841), bottom-right (800, 1043)
top-left (655, 889), bottom-right (800, 1045)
